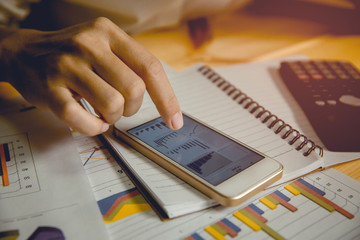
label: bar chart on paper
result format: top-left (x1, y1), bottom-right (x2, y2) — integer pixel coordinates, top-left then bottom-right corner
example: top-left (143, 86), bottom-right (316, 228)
top-left (184, 169), bottom-right (359, 240)
top-left (0, 133), bottom-right (40, 198)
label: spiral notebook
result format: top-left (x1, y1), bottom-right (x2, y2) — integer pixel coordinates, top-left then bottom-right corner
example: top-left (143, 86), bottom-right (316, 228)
top-left (103, 58), bottom-right (360, 219)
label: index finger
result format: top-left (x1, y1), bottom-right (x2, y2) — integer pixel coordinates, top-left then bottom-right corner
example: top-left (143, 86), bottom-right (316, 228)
top-left (108, 24), bottom-right (183, 129)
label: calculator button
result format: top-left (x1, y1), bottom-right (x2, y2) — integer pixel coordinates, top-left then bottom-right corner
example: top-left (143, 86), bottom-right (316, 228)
top-left (325, 74), bottom-right (336, 79)
top-left (312, 74), bottom-right (323, 80)
top-left (315, 100), bottom-right (326, 106)
top-left (339, 95), bottom-right (360, 107)
top-left (298, 74), bottom-right (309, 80)
top-left (327, 100), bottom-right (337, 106)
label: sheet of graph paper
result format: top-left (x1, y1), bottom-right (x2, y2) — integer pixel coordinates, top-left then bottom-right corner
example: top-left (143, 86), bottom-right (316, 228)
top-left (0, 99), bottom-right (107, 240)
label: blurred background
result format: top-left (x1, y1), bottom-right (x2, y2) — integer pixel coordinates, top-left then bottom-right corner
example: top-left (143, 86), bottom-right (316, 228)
top-left (20, 0), bottom-right (360, 69)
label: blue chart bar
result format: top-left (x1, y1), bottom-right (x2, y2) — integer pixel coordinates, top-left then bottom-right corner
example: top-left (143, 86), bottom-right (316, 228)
top-left (297, 178), bottom-right (326, 196)
top-left (274, 190), bottom-right (290, 202)
top-left (248, 203), bottom-right (264, 215)
top-left (221, 218), bottom-right (241, 233)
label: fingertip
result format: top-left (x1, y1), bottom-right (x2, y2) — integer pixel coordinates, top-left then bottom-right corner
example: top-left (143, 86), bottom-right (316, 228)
top-left (169, 111), bottom-right (183, 130)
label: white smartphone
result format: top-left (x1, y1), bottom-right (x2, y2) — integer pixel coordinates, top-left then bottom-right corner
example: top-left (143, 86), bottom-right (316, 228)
top-left (114, 109), bottom-right (283, 207)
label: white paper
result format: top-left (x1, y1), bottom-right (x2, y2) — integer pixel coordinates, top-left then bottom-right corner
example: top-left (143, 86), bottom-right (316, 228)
top-left (0, 98), bottom-right (108, 240)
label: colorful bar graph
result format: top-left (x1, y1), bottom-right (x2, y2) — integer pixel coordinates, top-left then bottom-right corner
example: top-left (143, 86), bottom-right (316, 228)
top-left (292, 180), bottom-right (354, 219)
top-left (0, 143), bottom-right (10, 186)
top-left (186, 176), bottom-right (356, 240)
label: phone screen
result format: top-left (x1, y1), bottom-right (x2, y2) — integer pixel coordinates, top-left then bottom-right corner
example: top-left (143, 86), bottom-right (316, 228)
top-left (127, 115), bottom-right (264, 186)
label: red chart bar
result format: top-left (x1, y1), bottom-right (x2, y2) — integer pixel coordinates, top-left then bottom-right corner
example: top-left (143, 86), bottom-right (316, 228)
top-left (0, 144), bottom-right (10, 186)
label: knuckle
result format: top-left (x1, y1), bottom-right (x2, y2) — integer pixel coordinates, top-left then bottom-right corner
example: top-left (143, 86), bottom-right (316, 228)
top-left (91, 17), bottom-right (114, 30)
top-left (70, 18), bottom-right (114, 52)
top-left (142, 57), bottom-right (163, 80)
top-left (124, 80), bottom-right (146, 101)
top-left (57, 54), bottom-right (73, 68)
top-left (58, 100), bottom-right (79, 124)
top-left (163, 93), bottom-right (178, 110)
top-left (102, 93), bottom-right (124, 122)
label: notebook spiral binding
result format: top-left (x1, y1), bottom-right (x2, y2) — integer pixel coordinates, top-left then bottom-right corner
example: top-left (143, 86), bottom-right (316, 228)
top-left (198, 66), bottom-right (324, 157)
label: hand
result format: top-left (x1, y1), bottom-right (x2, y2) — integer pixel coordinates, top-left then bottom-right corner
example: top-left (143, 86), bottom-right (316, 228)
top-left (0, 17), bottom-right (183, 135)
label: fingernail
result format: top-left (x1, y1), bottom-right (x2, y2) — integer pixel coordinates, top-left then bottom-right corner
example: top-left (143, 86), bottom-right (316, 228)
top-left (101, 123), bottom-right (110, 133)
top-left (170, 111), bottom-right (183, 130)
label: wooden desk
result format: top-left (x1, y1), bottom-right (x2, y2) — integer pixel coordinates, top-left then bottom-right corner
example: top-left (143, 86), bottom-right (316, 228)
top-left (132, 1), bottom-right (360, 181)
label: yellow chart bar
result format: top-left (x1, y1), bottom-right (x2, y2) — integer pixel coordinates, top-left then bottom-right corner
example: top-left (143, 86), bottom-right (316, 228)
top-left (285, 184), bottom-right (300, 196)
top-left (289, 183), bottom-right (335, 212)
top-left (260, 197), bottom-right (277, 209)
top-left (204, 226), bottom-right (226, 240)
top-left (233, 211), bottom-right (261, 231)
top-left (240, 209), bottom-right (285, 240)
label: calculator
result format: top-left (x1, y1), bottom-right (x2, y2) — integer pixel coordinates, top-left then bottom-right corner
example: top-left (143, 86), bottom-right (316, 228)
top-left (279, 60), bottom-right (360, 152)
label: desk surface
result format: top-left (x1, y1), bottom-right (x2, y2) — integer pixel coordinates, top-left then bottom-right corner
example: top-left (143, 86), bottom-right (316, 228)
top-left (132, 0), bottom-right (360, 181)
